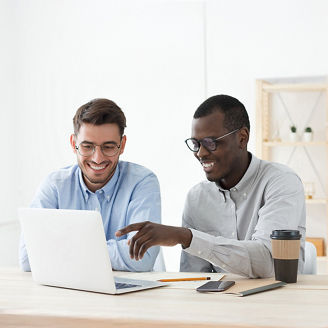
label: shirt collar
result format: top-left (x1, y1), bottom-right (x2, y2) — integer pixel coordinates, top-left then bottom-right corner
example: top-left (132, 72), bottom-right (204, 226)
top-left (232, 153), bottom-right (259, 192)
top-left (216, 152), bottom-right (260, 193)
top-left (78, 163), bottom-right (120, 202)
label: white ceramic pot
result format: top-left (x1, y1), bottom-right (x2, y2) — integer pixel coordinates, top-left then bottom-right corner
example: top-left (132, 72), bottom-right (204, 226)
top-left (289, 132), bottom-right (298, 142)
top-left (303, 132), bottom-right (313, 142)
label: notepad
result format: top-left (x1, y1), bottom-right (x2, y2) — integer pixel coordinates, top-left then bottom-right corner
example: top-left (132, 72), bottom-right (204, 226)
top-left (222, 278), bottom-right (287, 296)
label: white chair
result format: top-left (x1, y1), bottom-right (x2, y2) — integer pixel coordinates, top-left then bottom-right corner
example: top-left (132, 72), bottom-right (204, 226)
top-left (303, 241), bottom-right (317, 274)
top-left (153, 247), bottom-right (166, 271)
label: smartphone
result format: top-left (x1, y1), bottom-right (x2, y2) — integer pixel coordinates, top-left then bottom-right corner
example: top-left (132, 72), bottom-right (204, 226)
top-left (196, 280), bottom-right (235, 292)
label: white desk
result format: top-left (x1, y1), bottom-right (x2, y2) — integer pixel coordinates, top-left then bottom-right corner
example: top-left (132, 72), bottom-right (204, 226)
top-left (0, 268), bottom-right (328, 328)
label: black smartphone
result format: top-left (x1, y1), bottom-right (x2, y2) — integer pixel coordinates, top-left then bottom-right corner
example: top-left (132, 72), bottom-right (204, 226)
top-left (196, 280), bottom-right (235, 292)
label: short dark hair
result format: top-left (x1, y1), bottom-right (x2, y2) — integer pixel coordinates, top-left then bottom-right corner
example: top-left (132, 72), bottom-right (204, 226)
top-left (73, 98), bottom-right (126, 136)
top-left (194, 95), bottom-right (250, 131)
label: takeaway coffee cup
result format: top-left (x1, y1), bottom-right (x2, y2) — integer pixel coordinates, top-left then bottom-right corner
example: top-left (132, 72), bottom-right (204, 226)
top-left (270, 230), bottom-right (302, 283)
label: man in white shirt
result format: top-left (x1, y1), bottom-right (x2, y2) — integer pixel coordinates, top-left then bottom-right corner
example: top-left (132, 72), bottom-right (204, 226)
top-left (116, 95), bottom-right (306, 278)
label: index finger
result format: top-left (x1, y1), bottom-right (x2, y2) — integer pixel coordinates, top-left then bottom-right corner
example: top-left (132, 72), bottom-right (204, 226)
top-left (115, 222), bottom-right (146, 237)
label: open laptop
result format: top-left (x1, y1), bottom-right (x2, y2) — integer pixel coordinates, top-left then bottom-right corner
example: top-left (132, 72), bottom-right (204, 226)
top-left (18, 208), bottom-right (166, 294)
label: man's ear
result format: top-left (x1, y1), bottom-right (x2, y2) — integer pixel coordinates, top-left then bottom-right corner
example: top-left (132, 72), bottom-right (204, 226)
top-left (70, 134), bottom-right (77, 153)
top-left (239, 127), bottom-right (249, 149)
top-left (119, 135), bottom-right (127, 155)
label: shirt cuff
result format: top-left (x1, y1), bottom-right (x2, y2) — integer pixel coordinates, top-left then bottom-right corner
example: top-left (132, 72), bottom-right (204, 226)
top-left (184, 228), bottom-right (217, 259)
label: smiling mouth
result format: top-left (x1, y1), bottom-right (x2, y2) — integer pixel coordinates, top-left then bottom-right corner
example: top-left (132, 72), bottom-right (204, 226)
top-left (88, 163), bottom-right (108, 171)
top-left (202, 162), bottom-right (214, 169)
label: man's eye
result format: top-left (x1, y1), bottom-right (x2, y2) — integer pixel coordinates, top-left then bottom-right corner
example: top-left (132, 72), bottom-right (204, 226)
top-left (81, 144), bottom-right (93, 150)
top-left (103, 145), bottom-right (116, 150)
top-left (202, 139), bottom-right (216, 149)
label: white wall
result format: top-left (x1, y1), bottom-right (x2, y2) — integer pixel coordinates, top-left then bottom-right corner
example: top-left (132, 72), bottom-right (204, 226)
top-left (1, 0), bottom-right (328, 270)
top-left (0, 1), bottom-right (20, 266)
top-left (206, 0), bottom-right (328, 150)
top-left (0, 1), bottom-right (16, 222)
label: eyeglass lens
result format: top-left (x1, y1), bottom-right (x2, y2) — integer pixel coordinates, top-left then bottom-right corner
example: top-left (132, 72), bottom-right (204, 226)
top-left (187, 138), bottom-right (216, 152)
top-left (77, 143), bottom-right (120, 157)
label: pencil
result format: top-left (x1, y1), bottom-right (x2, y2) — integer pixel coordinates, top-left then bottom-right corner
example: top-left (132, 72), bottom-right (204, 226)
top-left (158, 277), bottom-right (211, 282)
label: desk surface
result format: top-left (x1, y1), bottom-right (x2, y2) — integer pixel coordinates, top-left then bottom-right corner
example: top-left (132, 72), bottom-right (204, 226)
top-left (1, 268), bottom-right (328, 328)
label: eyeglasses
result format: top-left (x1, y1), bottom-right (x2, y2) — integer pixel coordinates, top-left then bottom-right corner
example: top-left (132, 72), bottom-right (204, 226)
top-left (185, 128), bottom-right (240, 152)
top-left (75, 142), bottom-right (121, 157)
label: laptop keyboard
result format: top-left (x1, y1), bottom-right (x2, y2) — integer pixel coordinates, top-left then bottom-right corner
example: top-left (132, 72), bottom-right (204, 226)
top-left (115, 282), bottom-right (140, 289)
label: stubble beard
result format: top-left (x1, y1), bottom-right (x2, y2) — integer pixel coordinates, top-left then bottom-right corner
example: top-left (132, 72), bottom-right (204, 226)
top-left (78, 157), bottom-right (118, 189)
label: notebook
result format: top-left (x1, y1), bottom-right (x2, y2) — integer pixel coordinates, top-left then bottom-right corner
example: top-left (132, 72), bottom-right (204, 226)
top-left (222, 278), bottom-right (286, 296)
top-left (18, 208), bottom-right (166, 294)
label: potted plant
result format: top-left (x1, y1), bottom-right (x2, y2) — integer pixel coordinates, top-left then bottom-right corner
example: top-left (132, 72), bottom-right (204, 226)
top-left (289, 125), bottom-right (298, 142)
top-left (303, 126), bottom-right (313, 142)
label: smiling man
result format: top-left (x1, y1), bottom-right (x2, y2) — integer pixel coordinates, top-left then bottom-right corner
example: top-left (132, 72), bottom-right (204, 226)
top-left (19, 98), bottom-right (161, 272)
top-left (116, 95), bottom-right (306, 278)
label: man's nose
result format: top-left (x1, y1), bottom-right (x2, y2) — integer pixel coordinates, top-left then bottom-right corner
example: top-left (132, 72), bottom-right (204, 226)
top-left (196, 144), bottom-right (211, 158)
top-left (91, 145), bottom-right (105, 163)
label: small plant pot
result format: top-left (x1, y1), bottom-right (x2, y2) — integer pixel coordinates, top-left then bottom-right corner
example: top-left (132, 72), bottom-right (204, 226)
top-left (303, 132), bottom-right (313, 142)
top-left (289, 132), bottom-right (298, 142)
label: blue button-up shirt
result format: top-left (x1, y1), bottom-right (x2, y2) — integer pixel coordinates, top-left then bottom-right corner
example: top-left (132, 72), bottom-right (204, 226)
top-left (19, 161), bottom-right (161, 272)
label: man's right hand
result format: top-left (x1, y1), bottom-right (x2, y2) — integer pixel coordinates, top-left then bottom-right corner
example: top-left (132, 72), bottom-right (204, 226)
top-left (115, 221), bottom-right (192, 261)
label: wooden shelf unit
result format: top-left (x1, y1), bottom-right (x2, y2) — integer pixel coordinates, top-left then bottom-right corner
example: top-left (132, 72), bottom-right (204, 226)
top-left (263, 141), bottom-right (327, 147)
top-left (256, 78), bottom-right (328, 256)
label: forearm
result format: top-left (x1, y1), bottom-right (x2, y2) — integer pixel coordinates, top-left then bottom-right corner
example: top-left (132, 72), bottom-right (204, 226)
top-left (184, 229), bottom-right (274, 278)
top-left (175, 227), bottom-right (192, 248)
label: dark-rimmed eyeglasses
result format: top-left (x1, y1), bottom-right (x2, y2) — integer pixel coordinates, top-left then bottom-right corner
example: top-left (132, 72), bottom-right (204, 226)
top-left (185, 128), bottom-right (240, 152)
top-left (75, 142), bottom-right (121, 157)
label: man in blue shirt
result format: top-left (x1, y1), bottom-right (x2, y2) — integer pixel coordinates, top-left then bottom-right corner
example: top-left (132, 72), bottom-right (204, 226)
top-left (19, 98), bottom-right (161, 272)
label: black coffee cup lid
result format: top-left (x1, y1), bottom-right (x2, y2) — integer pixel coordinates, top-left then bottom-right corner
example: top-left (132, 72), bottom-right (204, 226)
top-left (270, 230), bottom-right (301, 240)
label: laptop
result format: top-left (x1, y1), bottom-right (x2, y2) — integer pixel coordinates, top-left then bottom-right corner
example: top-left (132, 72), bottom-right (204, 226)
top-left (18, 208), bottom-right (166, 294)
